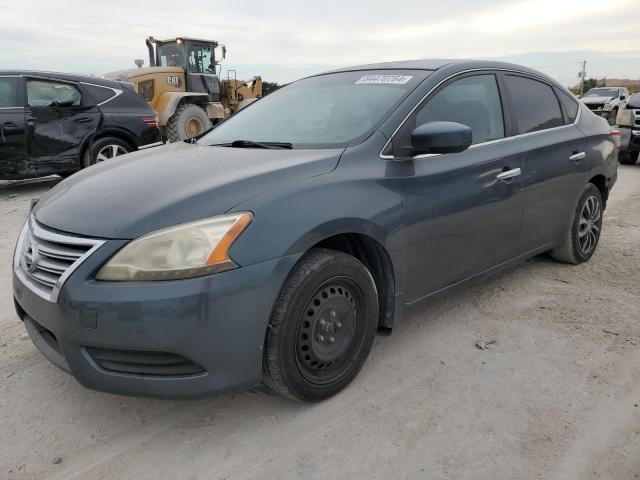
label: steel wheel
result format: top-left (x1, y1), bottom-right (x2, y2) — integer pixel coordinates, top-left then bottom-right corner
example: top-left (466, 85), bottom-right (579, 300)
top-left (263, 249), bottom-right (379, 401)
top-left (96, 144), bottom-right (128, 162)
top-left (295, 278), bottom-right (361, 385)
top-left (578, 194), bottom-right (602, 255)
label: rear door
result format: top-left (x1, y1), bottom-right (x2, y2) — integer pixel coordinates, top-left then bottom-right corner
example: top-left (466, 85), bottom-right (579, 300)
top-left (388, 72), bottom-right (525, 301)
top-left (502, 74), bottom-right (587, 252)
top-left (0, 76), bottom-right (28, 177)
top-left (25, 78), bottom-right (100, 174)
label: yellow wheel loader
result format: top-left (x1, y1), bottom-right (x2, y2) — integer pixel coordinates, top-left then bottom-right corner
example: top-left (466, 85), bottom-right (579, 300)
top-left (106, 37), bottom-right (262, 142)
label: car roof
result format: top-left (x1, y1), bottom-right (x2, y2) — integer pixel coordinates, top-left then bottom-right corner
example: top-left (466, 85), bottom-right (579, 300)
top-left (0, 70), bottom-right (127, 89)
top-left (318, 59), bottom-right (567, 89)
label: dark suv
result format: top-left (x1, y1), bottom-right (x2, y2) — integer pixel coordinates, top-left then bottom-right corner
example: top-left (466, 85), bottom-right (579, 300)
top-left (0, 71), bottom-right (161, 179)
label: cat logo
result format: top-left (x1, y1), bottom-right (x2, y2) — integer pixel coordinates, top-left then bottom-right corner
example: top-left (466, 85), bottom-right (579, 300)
top-left (167, 76), bottom-right (182, 87)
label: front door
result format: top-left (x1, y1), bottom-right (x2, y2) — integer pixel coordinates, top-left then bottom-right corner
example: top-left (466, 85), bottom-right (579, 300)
top-left (25, 78), bottom-right (100, 175)
top-left (387, 73), bottom-right (525, 302)
top-left (0, 76), bottom-right (28, 177)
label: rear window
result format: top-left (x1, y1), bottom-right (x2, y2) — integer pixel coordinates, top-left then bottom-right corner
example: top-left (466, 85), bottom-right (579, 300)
top-left (27, 80), bottom-right (82, 107)
top-left (505, 75), bottom-right (564, 134)
top-left (554, 88), bottom-right (579, 124)
top-left (0, 77), bottom-right (20, 108)
top-left (84, 84), bottom-right (117, 104)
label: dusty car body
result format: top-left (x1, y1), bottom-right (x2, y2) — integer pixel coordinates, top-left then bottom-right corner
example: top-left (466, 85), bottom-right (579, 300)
top-left (13, 60), bottom-right (618, 401)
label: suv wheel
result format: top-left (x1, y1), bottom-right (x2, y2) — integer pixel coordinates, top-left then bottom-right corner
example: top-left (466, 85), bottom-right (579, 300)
top-left (263, 248), bottom-right (379, 402)
top-left (551, 183), bottom-right (603, 264)
top-left (83, 137), bottom-right (131, 167)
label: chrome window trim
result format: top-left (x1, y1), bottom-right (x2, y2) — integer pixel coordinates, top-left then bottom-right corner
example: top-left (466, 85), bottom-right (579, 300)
top-left (13, 217), bottom-right (106, 303)
top-left (379, 67), bottom-right (582, 160)
top-left (79, 81), bottom-right (124, 106)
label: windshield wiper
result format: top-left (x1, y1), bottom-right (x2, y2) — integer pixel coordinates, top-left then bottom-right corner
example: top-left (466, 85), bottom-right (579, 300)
top-left (212, 139), bottom-right (293, 149)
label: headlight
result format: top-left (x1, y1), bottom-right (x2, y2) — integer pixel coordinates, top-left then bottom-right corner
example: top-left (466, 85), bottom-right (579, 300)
top-left (96, 213), bottom-right (252, 281)
top-left (603, 103), bottom-right (613, 111)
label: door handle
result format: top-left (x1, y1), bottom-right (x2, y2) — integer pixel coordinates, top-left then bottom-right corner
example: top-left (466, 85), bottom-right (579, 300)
top-left (569, 152), bottom-right (586, 163)
top-left (496, 168), bottom-right (522, 181)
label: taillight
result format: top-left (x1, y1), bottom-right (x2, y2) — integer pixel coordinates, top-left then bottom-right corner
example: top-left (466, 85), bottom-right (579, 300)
top-left (610, 129), bottom-right (621, 151)
top-left (142, 116), bottom-right (159, 128)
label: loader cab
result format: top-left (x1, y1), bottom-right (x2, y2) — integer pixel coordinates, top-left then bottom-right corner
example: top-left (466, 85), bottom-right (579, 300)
top-left (148, 37), bottom-right (224, 102)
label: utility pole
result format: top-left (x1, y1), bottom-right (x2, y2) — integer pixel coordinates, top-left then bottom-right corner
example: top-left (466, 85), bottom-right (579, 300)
top-left (579, 60), bottom-right (587, 97)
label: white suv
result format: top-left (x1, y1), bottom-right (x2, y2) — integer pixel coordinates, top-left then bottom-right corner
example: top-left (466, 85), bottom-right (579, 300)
top-left (580, 87), bottom-right (629, 125)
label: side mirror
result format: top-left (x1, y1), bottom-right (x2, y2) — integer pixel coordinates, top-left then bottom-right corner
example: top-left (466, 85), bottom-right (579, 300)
top-left (620, 96), bottom-right (626, 100)
top-left (410, 121), bottom-right (472, 155)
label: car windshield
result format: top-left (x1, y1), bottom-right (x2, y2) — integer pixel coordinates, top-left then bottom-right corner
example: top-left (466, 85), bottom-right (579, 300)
top-left (583, 88), bottom-right (618, 98)
top-left (198, 70), bottom-right (428, 149)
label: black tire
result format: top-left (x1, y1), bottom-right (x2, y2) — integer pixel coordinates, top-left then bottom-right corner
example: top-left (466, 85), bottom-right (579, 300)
top-left (551, 183), bottom-right (603, 264)
top-left (608, 108), bottom-right (618, 126)
top-left (263, 248), bottom-right (379, 402)
top-left (619, 151), bottom-right (639, 165)
top-left (165, 104), bottom-right (212, 142)
top-left (83, 137), bottom-right (131, 168)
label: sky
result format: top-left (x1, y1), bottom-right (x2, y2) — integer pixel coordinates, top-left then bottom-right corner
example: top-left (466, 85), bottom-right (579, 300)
top-left (0, 0), bottom-right (638, 87)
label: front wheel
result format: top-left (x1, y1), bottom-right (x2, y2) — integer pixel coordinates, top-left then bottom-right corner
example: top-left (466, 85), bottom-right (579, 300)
top-left (165, 104), bottom-right (212, 142)
top-left (263, 249), bottom-right (379, 402)
top-left (608, 108), bottom-right (618, 126)
top-left (551, 183), bottom-right (603, 264)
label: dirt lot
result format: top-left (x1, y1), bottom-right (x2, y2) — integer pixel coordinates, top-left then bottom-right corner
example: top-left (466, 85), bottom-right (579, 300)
top-left (1, 167), bottom-right (639, 480)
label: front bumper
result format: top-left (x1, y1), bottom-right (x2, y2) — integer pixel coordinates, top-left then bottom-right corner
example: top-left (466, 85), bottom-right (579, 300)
top-left (13, 244), bottom-right (301, 399)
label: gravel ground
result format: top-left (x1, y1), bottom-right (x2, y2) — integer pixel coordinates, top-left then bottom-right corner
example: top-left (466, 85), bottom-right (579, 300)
top-left (1, 166), bottom-right (639, 480)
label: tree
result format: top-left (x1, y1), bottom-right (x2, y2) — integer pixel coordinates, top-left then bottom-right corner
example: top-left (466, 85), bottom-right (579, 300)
top-left (262, 81), bottom-right (284, 96)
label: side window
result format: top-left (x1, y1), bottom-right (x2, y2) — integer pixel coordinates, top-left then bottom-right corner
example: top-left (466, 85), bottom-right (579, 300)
top-left (83, 84), bottom-right (117, 105)
top-left (414, 74), bottom-right (505, 145)
top-left (554, 87), bottom-right (579, 124)
top-left (505, 75), bottom-right (563, 134)
top-left (0, 77), bottom-right (21, 108)
top-left (27, 80), bottom-right (81, 107)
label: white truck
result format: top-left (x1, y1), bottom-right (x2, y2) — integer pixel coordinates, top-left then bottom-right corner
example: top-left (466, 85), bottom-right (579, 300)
top-left (580, 87), bottom-right (629, 125)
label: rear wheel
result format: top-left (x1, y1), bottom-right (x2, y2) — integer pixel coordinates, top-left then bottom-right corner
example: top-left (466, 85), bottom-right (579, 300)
top-left (83, 137), bottom-right (131, 167)
top-left (165, 104), bottom-right (211, 142)
top-left (619, 151), bottom-right (639, 165)
top-left (551, 183), bottom-right (603, 264)
top-left (263, 248), bottom-right (379, 402)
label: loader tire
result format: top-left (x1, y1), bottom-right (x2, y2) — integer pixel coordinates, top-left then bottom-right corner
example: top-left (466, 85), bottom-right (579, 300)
top-left (165, 104), bottom-right (212, 142)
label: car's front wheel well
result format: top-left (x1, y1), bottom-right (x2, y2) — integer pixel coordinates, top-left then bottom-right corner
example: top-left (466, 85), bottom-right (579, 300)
top-left (313, 233), bottom-right (395, 335)
top-left (589, 174), bottom-right (608, 207)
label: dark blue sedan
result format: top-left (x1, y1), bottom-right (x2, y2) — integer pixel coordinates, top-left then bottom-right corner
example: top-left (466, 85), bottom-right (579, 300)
top-left (13, 60), bottom-right (618, 401)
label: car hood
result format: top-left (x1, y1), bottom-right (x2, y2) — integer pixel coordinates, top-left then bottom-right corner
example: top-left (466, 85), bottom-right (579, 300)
top-left (34, 142), bottom-right (343, 239)
top-left (581, 96), bottom-right (614, 104)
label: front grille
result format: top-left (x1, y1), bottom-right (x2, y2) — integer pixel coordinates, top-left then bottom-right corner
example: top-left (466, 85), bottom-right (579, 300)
top-left (86, 347), bottom-right (205, 376)
top-left (14, 217), bottom-right (104, 302)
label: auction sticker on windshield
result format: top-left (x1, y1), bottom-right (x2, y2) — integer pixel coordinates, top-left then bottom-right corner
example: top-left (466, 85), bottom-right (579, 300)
top-left (355, 75), bottom-right (413, 85)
